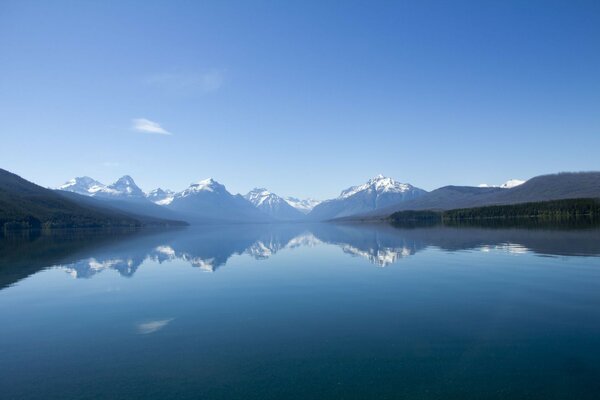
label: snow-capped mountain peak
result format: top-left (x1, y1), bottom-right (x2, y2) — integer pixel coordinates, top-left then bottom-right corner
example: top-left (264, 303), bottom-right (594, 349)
top-left (308, 175), bottom-right (427, 220)
top-left (59, 176), bottom-right (97, 190)
top-left (58, 175), bottom-right (147, 198)
top-left (107, 175), bottom-right (145, 197)
top-left (339, 175), bottom-right (413, 199)
top-left (284, 197), bottom-right (321, 214)
top-left (113, 175), bottom-right (135, 186)
top-left (244, 188), bottom-right (280, 207)
top-left (177, 178), bottom-right (228, 198)
top-left (243, 188), bottom-right (306, 220)
top-left (193, 178), bottom-right (223, 191)
top-left (58, 176), bottom-right (107, 196)
top-left (146, 188), bottom-right (175, 205)
top-left (166, 179), bottom-right (273, 223)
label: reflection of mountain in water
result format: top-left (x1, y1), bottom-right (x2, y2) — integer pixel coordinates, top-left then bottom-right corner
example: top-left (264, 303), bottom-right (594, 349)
top-left (341, 244), bottom-right (414, 267)
top-left (310, 224), bottom-right (425, 267)
top-left (56, 225), bottom-right (321, 277)
top-left (63, 257), bottom-right (144, 278)
top-left (1, 221), bottom-right (600, 285)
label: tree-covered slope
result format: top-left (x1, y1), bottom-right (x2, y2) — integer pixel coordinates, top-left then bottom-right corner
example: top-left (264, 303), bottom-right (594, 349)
top-left (389, 198), bottom-right (600, 222)
top-left (0, 168), bottom-right (147, 229)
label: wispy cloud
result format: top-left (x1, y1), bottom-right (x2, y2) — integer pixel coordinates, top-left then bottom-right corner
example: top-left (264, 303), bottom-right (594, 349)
top-left (136, 318), bottom-right (174, 334)
top-left (145, 71), bottom-right (224, 94)
top-left (102, 161), bottom-right (120, 167)
top-left (132, 118), bottom-right (171, 135)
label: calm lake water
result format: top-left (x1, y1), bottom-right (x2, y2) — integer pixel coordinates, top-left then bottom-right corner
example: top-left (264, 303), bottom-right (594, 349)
top-left (1, 222), bottom-right (600, 399)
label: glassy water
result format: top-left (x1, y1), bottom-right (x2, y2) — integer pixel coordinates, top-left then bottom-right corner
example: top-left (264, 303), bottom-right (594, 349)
top-left (1, 222), bottom-right (600, 399)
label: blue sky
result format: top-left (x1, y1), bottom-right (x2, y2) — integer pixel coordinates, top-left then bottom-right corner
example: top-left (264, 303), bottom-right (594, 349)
top-left (1, 1), bottom-right (599, 199)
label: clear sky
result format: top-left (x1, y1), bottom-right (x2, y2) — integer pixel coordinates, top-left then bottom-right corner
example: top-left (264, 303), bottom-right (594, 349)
top-left (1, 0), bottom-right (599, 199)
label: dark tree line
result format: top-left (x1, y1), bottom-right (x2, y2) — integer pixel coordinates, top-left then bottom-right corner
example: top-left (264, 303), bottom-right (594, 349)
top-left (390, 198), bottom-right (600, 223)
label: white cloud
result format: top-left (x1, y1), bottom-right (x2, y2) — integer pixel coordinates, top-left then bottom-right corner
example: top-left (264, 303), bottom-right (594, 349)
top-left (136, 318), bottom-right (174, 334)
top-left (145, 71), bottom-right (224, 94)
top-left (132, 118), bottom-right (171, 135)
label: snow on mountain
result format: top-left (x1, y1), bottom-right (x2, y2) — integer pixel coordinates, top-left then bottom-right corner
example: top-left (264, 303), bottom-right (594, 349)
top-left (147, 188), bottom-right (175, 205)
top-left (58, 175), bottom-right (146, 199)
top-left (500, 179), bottom-right (526, 189)
top-left (176, 178), bottom-right (227, 198)
top-left (105, 175), bottom-right (145, 198)
top-left (167, 178), bottom-right (271, 223)
top-left (56, 175), bottom-right (184, 223)
top-left (244, 188), bottom-right (306, 220)
top-left (308, 175), bottom-right (427, 220)
top-left (478, 179), bottom-right (526, 189)
top-left (244, 188), bottom-right (277, 207)
top-left (339, 174), bottom-right (414, 199)
top-left (58, 176), bottom-right (109, 196)
top-left (284, 197), bottom-right (321, 214)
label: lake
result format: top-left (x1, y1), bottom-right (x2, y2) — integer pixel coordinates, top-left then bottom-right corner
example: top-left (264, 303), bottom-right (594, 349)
top-left (1, 222), bottom-right (600, 399)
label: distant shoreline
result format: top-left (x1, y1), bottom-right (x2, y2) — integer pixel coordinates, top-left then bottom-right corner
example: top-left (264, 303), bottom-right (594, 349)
top-left (388, 198), bottom-right (600, 223)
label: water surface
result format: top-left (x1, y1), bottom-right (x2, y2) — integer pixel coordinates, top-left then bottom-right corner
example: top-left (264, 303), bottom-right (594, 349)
top-left (1, 222), bottom-right (600, 399)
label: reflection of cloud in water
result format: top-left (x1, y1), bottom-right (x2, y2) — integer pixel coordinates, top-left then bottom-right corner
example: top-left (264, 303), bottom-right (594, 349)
top-left (137, 318), bottom-right (174, 334)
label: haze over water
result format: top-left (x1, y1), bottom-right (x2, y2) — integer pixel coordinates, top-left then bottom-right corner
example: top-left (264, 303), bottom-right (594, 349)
top-left (1, 222), bottom-right (600, 399)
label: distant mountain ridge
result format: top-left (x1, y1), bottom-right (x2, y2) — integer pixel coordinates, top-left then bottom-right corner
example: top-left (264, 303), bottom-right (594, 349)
top-left (58, 175), bottom-right (182, 222)
top-left (59, 175), bottom-right (146, 199)
top-left (49, 171), bottom-right (600, 224)
top-left (0, 169), bottom-right (185, 229)
top-left (478, 179), bottom-right (526, 189)
top-left (355, 172), bottom-right (600, 219)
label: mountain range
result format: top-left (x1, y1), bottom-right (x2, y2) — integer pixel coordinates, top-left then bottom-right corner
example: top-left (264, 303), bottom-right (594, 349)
top-left (58, 175), bottom-right (321, 223)
top-left (0, 168), bottom-right (186, 229)
top-left (355, 172), bottom-right (600, 219)
top-left (2, 167), bottom-right (600, 229)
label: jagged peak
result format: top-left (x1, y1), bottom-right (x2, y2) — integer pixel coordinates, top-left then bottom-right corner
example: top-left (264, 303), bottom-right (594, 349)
top-left (191, 177), bottom-right (223, 188)
top-left (111, 175), bottom-right (138, 187)
top-left (248, 187), bottom-right (270, 194)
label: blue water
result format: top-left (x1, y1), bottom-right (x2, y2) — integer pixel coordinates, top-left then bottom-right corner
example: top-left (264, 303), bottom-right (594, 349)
top-left (1, 223), bottom-right (600, 399)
